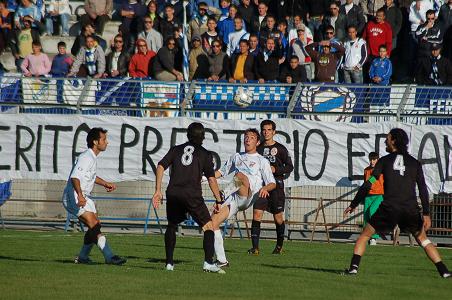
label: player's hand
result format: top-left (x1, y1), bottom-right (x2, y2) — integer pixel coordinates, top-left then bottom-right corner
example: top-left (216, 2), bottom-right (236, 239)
top-left (258, 188), bottom-right (270, 198)
top-left (271, 166), bottom-right (276, 173)
top-left (152, 191), bottom-right (163, 209)
top-left (343, 206), bottom-right (355, 218)
top-left (213, 203), bottom-right (221, 214)
top-left (104, 182), bottom-right (116, 192)
top-left (423, 215), bottom-right (431, 231)
top-left (77, 194), bottom-right (87, 207)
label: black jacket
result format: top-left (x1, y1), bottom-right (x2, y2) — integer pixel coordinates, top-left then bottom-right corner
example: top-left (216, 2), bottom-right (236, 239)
top-left (153, 46), bottom-right (177, 74)
top-left (340, 4), bottom-right (366, 35)
top-left (279, 65), bottom-right (307, 83)
top-left (416, 55), bottom-right (452, 85)
top-left (105, 50), bottom-right (131, 77)
top-left (255, 50), bottom-right (281, 81)
top-left (229, 52), bottom-right (255, 80)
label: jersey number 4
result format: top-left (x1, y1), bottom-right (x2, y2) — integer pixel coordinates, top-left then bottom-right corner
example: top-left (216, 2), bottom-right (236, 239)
top-left (393, 155), bottom-right (405, 176)
top-left (181, 146), bottom-right (195, 166)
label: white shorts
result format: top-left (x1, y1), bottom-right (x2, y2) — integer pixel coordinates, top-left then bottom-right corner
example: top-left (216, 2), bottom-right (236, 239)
top-left (222, 190), bottom-right (260, 220)
top-left (62, 186), bottom-right (97, 217)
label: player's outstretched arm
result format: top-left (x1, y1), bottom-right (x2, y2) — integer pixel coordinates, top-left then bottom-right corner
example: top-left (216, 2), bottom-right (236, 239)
top-left (152, 164), bottom-right (165, 209)
top-left (95, 176), bottom-right (117, 192)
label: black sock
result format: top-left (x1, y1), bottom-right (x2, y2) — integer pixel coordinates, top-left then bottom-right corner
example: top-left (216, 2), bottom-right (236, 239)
top-left (349, 254), bottom-right (361, 270)
top-left (203, 230), bottom-right (215, 264)
top-left (276, 222), bottom-right (285, 248)
top-left (165, 224), bottom-right (177, 265)
top-left (435, 261), bottom-right (449, 276)
top-left (251, 220), bottom-right (261, 249)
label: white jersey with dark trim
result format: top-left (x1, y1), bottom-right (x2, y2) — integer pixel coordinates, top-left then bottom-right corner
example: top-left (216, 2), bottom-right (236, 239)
top-left (66, 149), bottom-right (97, 196)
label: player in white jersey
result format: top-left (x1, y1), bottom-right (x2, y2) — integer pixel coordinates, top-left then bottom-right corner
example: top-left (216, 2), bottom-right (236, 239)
top-left (62, 128), bottom-right (126, 265)
top-left (211, 128), bottom-right (276, 267)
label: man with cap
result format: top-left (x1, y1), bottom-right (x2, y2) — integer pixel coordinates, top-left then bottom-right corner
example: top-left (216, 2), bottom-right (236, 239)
top-left (416, 42), bottom-right (452, 85)
top-left (9, 15), bottom-right (40, 72)
top-left (188, 2), bottom-right (221, 41)
top-left (189, 34), bottom-right (209, 80)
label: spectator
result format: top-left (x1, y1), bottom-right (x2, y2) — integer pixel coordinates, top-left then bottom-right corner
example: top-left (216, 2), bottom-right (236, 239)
top-left (363, 8), bottom-right (392, 60)
top-left (305, 39), bottom-right (345, 82)
top-left (416, 42), bottom-right (452, 85)
top-left (128, 38), bottom-right (156, 78)
top-left (383, 0), bottom-right (402, 48)
top-left (279, 55), bottom-right (307, 83)
top-left (105, 34), bottom-right (130, 78)
top-left (120, 0), bottom-right (147, 37)
top-left (369, 44), bottom-right (392, 85)
top-left (218, 4), bottom-right (241, 46)
top-left (50, 41), bottom-right (73, 76)
top-left (415, 9), bottom-right (442, 59)
top-left (248, 33), bottom-right (260, 56)
top-left (188, 1), bottom-right (220, 41)
top-left (250, 1), bottom-right (268, 34)
top-left (218, 0), bottom-right (231, 22)
top-left (137, 16), bottom-right (163, 54)
top-left (322, 1), bottom-right (347, 41)
top-left (227, 16), bottom-right (249, 56)
top-left (166, 0), bottom-right (184, 24)
top-left (340, 0), bottom-right (366, 35)
top-left (201, 16), bottom-right (218, 54)
top-left (283, 0), bottom-right (306, 22)
top-left (259, 14), bottom-right (285, 52)
top-left (238, 0), bottom-right (256, 30)
top-left (439, 0), bottom-right (452, 59)
top-left (9, 15), bottom-right (40, 71)
top-left (189, 35), bottom-right (209, 80)
top-left (71, 23), bottom-right (106, 56)
top-left (68, 35), bottom-right (106, 78)
top-left (188, 0), bottom-right (220, 19)
top-left (290, 24), bottom-right (312, 79)
top-left (306, 0), bottom-right (330, 41)
top-left (14, 0), bottom-right (42, 30)
top-left (44, 0), bottom-right (70, 36)
top-left (146, 0), bottom-right (162, 32)
top-left (81, 0), bottom-right (113, 35)
top-left (362, 0), bottom-right (385, 19)
top-left (255, 38), bottom-right (282, 82)
top-left (207, 39), bottom-right (229, 81)
top-left (160, 4), bottom-right (181, 41)
top-left (288, 14), bottom-right (314, 44)
top-left (229, 39), bottom-right (255, 82)
top-left (153, 37), bottom-right (184, 81)
top-left (21, 40), bottom-right (50, 76)
top-left (343, 25), bottom-right (367, 83)
top-left (0, 1), bottom-right (13, 54)
top-left (409, 0), bottom-right (434, 49)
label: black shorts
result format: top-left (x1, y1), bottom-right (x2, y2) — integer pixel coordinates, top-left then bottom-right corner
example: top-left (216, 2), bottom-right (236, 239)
top-left (369, 204), bottom-right (423, 235)
top-left (166, 192), bottom-right (211, 227)
top-left (253, 188), bottom-right (285, 214)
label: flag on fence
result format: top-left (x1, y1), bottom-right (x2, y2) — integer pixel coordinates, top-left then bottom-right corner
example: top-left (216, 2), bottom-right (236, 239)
top-left (182, 1), bottom-right (190, 81)
top-left (0, 180), bottom-right (12, 206)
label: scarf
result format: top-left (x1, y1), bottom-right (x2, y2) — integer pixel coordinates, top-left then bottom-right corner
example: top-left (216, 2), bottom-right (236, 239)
top-left (430, 55), bottom-right (442, 85)
top-left (85, 47), bottom-right (97, 76)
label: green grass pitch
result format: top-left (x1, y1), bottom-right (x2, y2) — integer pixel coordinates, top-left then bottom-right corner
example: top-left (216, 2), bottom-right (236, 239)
top-left (0, 230), bottom-right (451, 300)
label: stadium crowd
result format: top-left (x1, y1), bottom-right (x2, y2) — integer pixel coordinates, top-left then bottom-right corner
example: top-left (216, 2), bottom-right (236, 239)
top-left (1, 0), bottom-right (452, 85)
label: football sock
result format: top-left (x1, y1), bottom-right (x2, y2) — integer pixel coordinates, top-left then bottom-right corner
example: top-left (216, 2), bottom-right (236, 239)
top-left (251, 220), bottom-right (261, 250)
top-left (78, 243), bottom-right (94, 259)
top-left (349, 254), bottom-right (361, 271)
top-left (97, 235), bottom-right (113, 261)
top-left (214, 229), bottom-right (227, 263)
top-left (203, 230), bottom-right (215, 264)
top-left (165, 224), bottom-right (177, 265)
top-left (276, 222), bottom-right (285, 248)
top-left (435, 261), bottom-right (449, 276)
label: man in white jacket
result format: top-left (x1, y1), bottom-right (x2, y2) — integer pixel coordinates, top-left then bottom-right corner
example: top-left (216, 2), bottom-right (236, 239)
top-left (226, 16), bottom-right (250, 57)
top-left (343, 25), bottom-right (367, 83)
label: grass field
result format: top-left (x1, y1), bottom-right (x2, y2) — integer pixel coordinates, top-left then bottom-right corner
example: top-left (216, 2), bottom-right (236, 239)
top-left (0, 230), bottom-right (451, 300)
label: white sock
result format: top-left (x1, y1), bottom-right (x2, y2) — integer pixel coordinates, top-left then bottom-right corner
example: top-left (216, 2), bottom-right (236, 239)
top-left (214, 230), bottom-right (227, 263)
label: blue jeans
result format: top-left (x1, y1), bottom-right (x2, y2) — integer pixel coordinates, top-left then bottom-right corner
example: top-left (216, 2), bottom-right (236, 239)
top-left (45, 13), bottom-right (70, 35)
top-left (343, 69), bottom-right (363, 84)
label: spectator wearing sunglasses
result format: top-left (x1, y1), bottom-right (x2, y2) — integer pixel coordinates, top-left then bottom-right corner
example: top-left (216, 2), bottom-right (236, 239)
top-left (105, 34), bottom-right (130, 78)
top-left (137, 15), bottom-right (163, 53)
top-left (153, 37), bottom-right (184, 81)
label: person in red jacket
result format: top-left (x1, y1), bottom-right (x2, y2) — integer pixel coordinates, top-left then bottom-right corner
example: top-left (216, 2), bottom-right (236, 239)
top-left (362, 8), bottom-right (392, 60)
top-left (128, 38), bottom-right (156, 78)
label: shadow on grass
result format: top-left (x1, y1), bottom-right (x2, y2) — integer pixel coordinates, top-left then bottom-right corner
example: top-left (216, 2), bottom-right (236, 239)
top-left (0, 255), bottom-right (41, 262)
top-left (261, 263), bottom-right (344, 274)
top-left (146, 258), bottom-right (191, 264)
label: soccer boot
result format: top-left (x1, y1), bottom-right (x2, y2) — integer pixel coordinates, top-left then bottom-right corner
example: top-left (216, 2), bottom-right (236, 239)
top-left (214, 260), bottom-right (230, 268)
top-left (203, 261), bottom-right (226, 274)
top-left (247, 247), bottom-right (260, 255)
top-left (368, 238), bottom-right (377, 246)
top-left (272, 246), bottom-right (283, 254)
top-left (74, 256), bottom-right (94, 265)
top-left (442, 272), bottom-right (451, 278)
top-left (342, 268), bottom-right (358, 276)
top-left (165, 264), bottom-right (174, 271)
top-left (106, 255), bottom-right (127, 265)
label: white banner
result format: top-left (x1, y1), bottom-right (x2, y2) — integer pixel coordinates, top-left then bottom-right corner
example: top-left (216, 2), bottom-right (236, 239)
top-left (0, 115), bottom-right (451, 193)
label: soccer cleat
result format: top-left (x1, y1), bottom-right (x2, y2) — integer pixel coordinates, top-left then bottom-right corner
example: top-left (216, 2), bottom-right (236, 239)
top-left (272, 246), bottom-right (283, 254)
top-left (342, 268), bottom-right (358, 275)
top-left (106, 255), bottom-right (127, 265)
top-left (74, 256), bottom-right (94, 265)
top-left (247, 248), bottom-right (260, 255)
top-left (215, 260), bottom-right (230, 268)
top-left (165, 264), bottom-right (174, 271)
top-left (442, 272), bottom-right (451, 278)
top-left (369, 239), bottom-right (377, 246)
top-left (203, 261), bottom-right (226, 274)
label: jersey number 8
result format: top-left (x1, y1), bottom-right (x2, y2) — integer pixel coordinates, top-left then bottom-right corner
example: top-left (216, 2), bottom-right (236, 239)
top-left (393, 155), bottom-right (405, 176)
top-left (181, 146), bottom-right (195, 166)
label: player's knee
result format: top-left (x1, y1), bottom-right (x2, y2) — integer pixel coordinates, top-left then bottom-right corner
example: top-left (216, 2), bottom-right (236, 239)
top-left (202, 221), bottom-right (214, 232)
top-left (234, 172), bottom-right (249, 187)
top-left (420, 239), bottom-right (432, 249)
top-left (253, 210), bottom-right (263, 221)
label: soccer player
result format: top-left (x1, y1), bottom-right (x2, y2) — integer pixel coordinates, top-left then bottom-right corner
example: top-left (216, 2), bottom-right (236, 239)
top-left (249, 120), bottom-right (293, 255)
top-left (343, 128), bottom-right (451, 278)
top-left (363, 152), bottom-right (384, 246)
top-left (152, 122), bottom-right (225, 273)
top-left (62, 128), bottom-right (126, 265)
top-left (211, 128), bottom-right (276, 266)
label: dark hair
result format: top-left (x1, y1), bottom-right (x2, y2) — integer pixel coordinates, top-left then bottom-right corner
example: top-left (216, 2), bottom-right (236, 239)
top-left (426, 9), bottom-right (436, 17)
top-left (164, 3), bottom-right (174, 9)
top-left (239, 39), bottom-right (249, 46)
top-left (187, 122), bottom-right (205, 145)
top-left (378, 44), bottom-right (387, 51)
top-left (32, 41), bottom-right (41, 47)
top-left (278, 19), bottom-right (288, 26)
top-left (260, 120), bottom-right (276, 131)
top-left (244, 128), bottom-right (260, 140)
top-left (368, 152), bottom-right (379, 160)
top-left (325, 25), bottom-right (335, 33)
top-left (289, 55), bottom-right (299, 61)
top-left (266, 14), bottom-right (276, 21)
top-left (249, 33), bottom-right (258, 40)
top-left (212, 38), bottom-right (223, 47)
top-left (82, 23), bottom-right (94, 33)
top-left (57, 41), bottom-right (66, 48)
top-left (376, 8), bottom-right (385, 15)
top-left (207, 16), bottom-right (217, 23)
top-left (87, 127), bottom-right (108, 148)
top-left (166, 36), bottom-right (177, 46)
top-left (347, 25), bottom-right (357, 31)
top-left (389, 128), bottom-right (409, 154)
